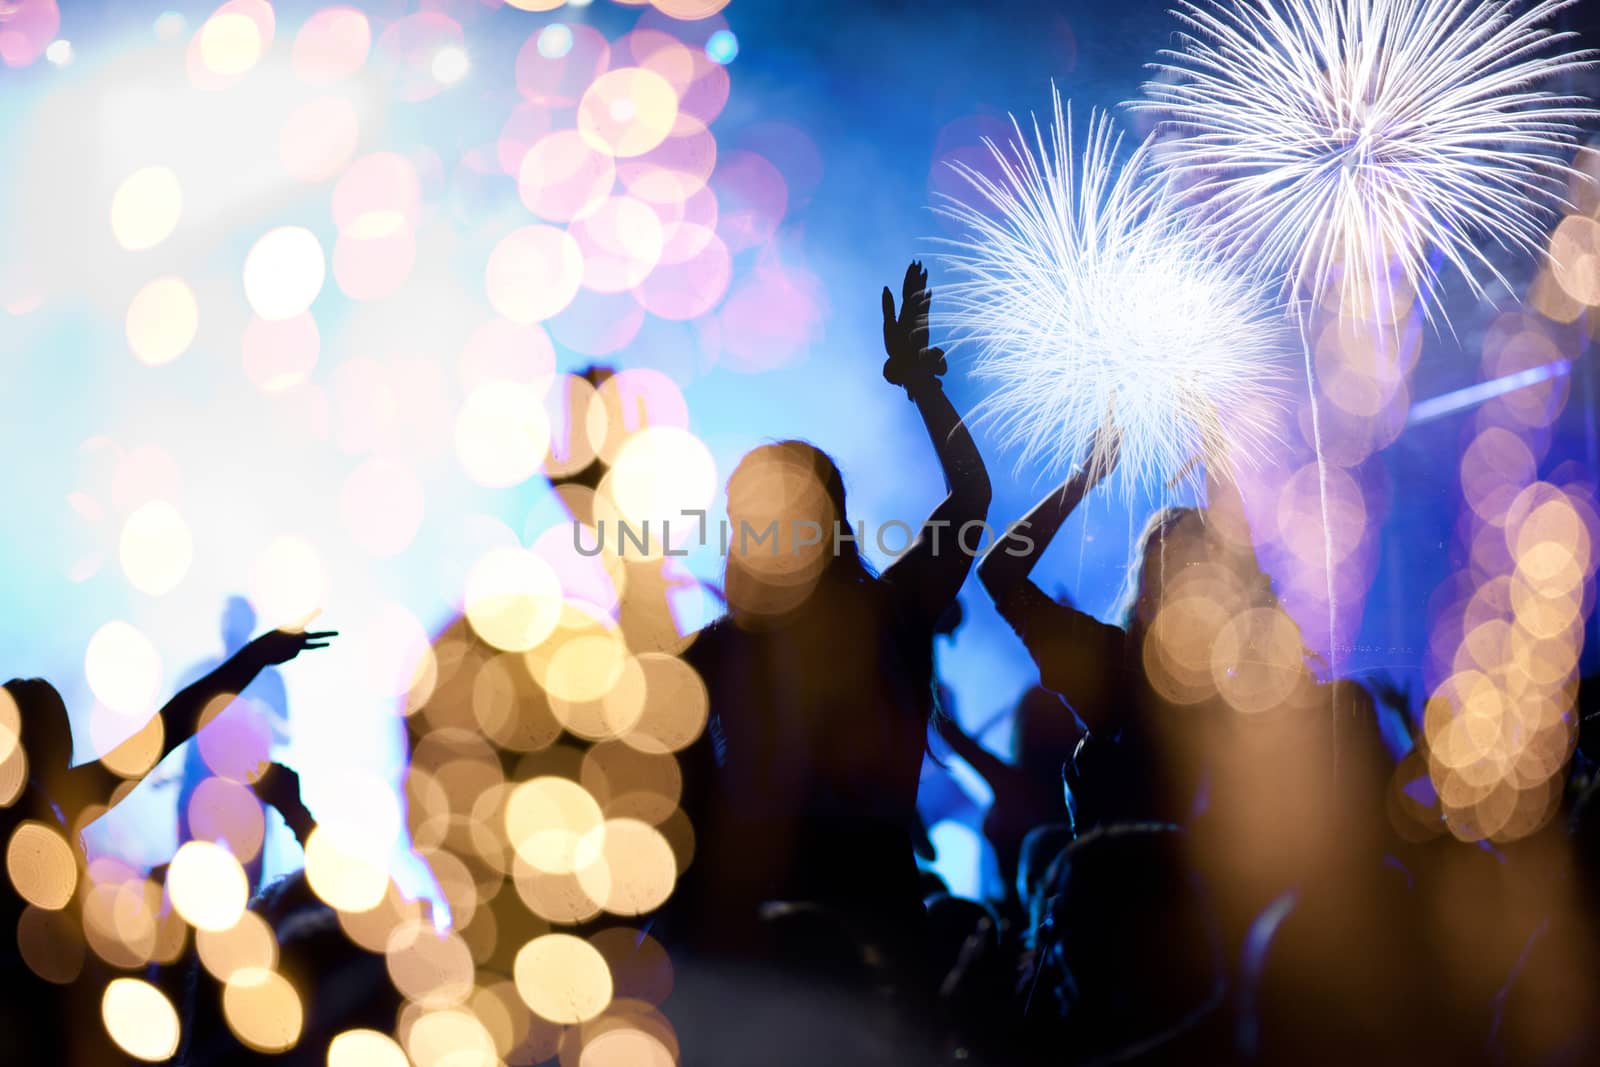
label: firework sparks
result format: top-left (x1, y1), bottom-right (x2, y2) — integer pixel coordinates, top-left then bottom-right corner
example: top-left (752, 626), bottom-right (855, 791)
top-left (934, 91), bottom-right (1286, 493)
top-left (1136, 0), bottom-right (1595, 322)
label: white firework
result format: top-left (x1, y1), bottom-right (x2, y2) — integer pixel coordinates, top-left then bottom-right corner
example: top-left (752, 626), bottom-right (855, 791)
top-left (1136, 0), bottom-right (1595, 322)
top-left (935, 92), bottom-right (1286, 493)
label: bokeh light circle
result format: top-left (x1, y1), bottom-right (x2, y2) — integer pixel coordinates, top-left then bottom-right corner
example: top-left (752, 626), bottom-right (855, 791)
top-left (576, 817), bottom-right (676, 916)
top-left (85, 620), bottom-right (163, 717)
top-left (514, 933), bottom-right (613, 1023)
top-left (195, 910), bottom-right (277, 981)
top-left (578, 68), bottom-right (680, 158)
top-left (605, 427), bottom-right (718, 536)
top-left (654, 0), bottom-right (732, 18)
top-left (292, 7), bottom-right (370, 85)
top-left (485, 226), bottom-right (584, 324)
top-left (6, 822), bottom-right (77, 910)
top-left (101, 978), bottom-right (181, 1062)
top-left (119, 500), bottom-right (194, 596)
top-left (572, 197), bottom-right (665, 293)
top-left (521, 129), bottom-right (614, 220)
top-left (110, 167), bottom-right (182, 251)
top-left (505, 776), bottom-right (605, 873)
top-left (168, 841), bottom-right (249, 932)
top-left (328, 1029), bottom-right (409, 1067)
top-left (126, 277), bottom-right (199, 366)
top-left (198, 12), bottom-right (263, 77)
top-left (243, 227), bottom-right (326, 320)
top-left (222, 966), bottom-right (304, 1053)
top-left (464, 548), bottom-right (563, 652)
top-left (455, 382), bottom-right (553, 488)
top-left (518, 131), bottom-right (616, 221)
top-left (304, 827), bottom-right (390, 913)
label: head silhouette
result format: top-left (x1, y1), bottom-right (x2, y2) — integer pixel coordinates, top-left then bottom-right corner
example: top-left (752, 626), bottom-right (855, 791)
top-left (1114, 507), bottom-right (1209, 634)
top-left (723, 440), bottom-right (866, 619)
top-left (2, 678), bottom-right (75, 782)
top-left (1034, 823), bottom-right (1222, 1052)
top-left (1115, 506), bottom-right (1275, 637)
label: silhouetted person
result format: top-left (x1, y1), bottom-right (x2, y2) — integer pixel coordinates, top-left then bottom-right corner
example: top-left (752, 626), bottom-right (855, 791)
top-left (176, 768), bottom-right (390, 1067)
top-left (937, 683), bottom-right (1084, 910)
top-left (978, 432), bottom-right (1202, 827)
top-left (418, 361), bottom-right (702, 781)
top-left (0, 624), bottom-right (332, 1065)
top-left (174, 597), bottom-right (292, 893)
top-left (678, 262), bottom-right (991, 969)
top-left (1022, 823), bottom-right (1226, 1065)
top-left (977, 438), bottom-right (1315, 830)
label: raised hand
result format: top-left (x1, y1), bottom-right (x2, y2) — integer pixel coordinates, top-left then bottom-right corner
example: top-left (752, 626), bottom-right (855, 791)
top-left (881, 260), bottom-right (948, 392)
top-left (247, 628), bottom-right (337, 666)
top-left (255, 762), bottom-right (314, 846)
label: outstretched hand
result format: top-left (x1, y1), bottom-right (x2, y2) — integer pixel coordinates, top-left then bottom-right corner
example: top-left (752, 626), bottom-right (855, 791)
top-left (247, 628), bottom-right (337, 666)
top-left (882, 260), bottom-right (948, 393)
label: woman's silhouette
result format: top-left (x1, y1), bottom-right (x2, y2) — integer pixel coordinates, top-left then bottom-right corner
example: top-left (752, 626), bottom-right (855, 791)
top-left (980, 445), bottom-right (1397, 940)
top-left (0, 624), bottom-right (332, 1064)
top-left (977, 439), bottom-right (1290, 829)
top-left (3, 626), bottom-right (332, 845)
top-left (679, 262), bottom-right (991, 965)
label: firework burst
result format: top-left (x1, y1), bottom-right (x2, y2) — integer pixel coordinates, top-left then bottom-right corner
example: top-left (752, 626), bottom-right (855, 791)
top-left (1135, 0), bottom-right (1595, 322)
top-left (934, 91), bottom-right (1286, 493)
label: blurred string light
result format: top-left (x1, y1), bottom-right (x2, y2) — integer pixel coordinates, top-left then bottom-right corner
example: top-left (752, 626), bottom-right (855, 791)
top-left (934, 90), bottom-right (1286, 494)
top-left (44, 38), bottom-right (71, 65)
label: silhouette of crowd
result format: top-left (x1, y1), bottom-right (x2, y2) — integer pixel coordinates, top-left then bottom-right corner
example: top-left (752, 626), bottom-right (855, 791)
top-left (4, 262), bottom-right (1600, 1065)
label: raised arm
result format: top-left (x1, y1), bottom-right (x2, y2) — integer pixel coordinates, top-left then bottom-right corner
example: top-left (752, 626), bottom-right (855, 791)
top-left (146, 629), bottom-right (333, 769)
top-left (879, 262), bottom-right (993, 618)
top-left (978, 430), bottom-right (1128, 734)
top-left (934, 712), bottom-right (1018, 796)
top-left (977, 426), bottom-right (1116, 604)
top-left (61, 628), bottom-right (334, 822)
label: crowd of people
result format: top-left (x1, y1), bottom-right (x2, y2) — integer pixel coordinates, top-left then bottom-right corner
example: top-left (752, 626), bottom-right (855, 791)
top-left (4, 262), bottom-right (1600, 1064)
